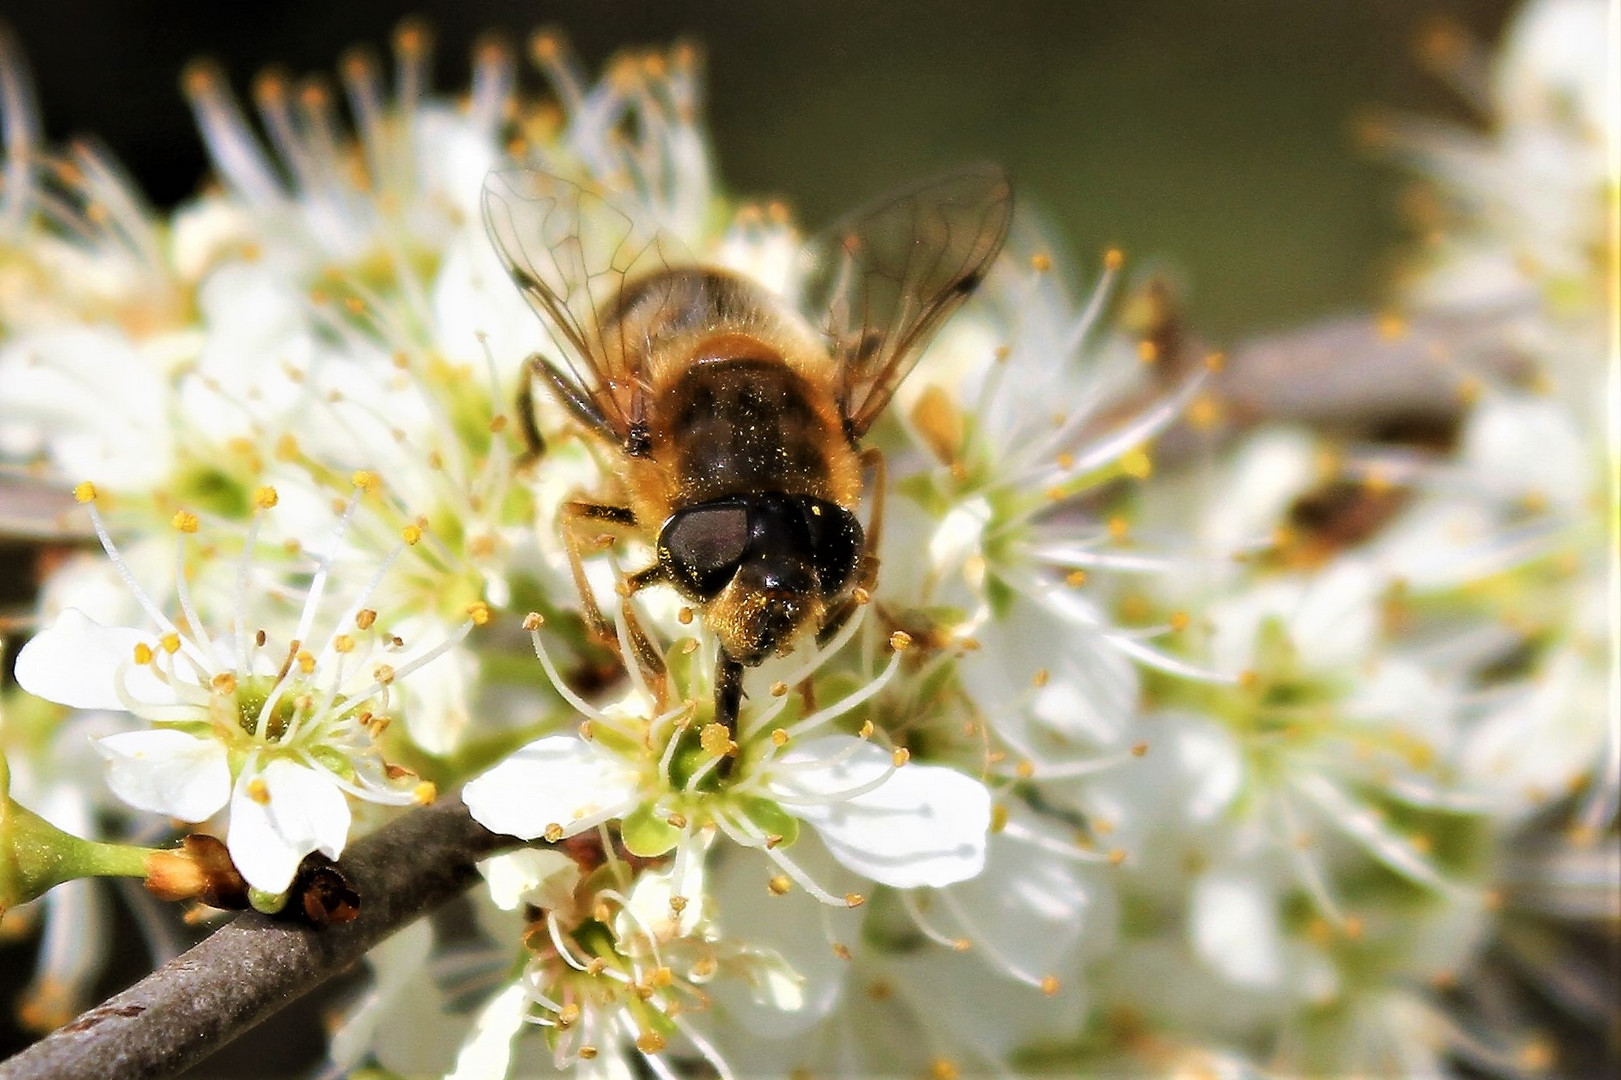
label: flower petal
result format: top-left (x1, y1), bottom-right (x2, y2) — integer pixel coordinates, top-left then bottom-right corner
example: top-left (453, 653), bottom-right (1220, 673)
top-left (769, 735), bottom-right (990, 888)
top-left (227, 759), bottom-right (351, 893)
top-left (1190, 871), bottom-right (1285, 990)
top-left (95, 730), bottom-right (231, 822)
top-left (15, 609), bottom-right (173, 711)
top-left (462, 735), bottom-right (641, 841)
top-left (445, 983), bottom-right (530, 1080)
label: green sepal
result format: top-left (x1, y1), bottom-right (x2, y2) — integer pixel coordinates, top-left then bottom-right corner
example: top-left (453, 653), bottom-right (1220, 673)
top-left (740, 797), bottom-right (800, 849)
top-left (620, 803), bottom-right (680, 858)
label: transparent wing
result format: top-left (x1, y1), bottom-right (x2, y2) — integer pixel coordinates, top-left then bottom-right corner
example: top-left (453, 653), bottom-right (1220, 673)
top-left (482, 167), bottom-right (692, 443)
top-left (799, 164), bottom-right (1013, 437)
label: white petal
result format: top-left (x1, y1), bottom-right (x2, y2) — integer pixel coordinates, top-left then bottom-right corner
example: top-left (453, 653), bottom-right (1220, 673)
top-left (708, 836), bottom-right (858, 1037)
top-left (446, 983), bottom-right (530, 1080)
top-left (477, 849), bottom-right (581, 913)
top-left (15, 610), bottom-right (173, 711)
top-left (769, 735), bottom-right (990, 888)
top-left (462, 736), bottom-right (641, 841)
top-left (1190, 871), bottom-right (1285, 990)
top-left (227, 760), bottom-right (351, 893)
top-left (95, 730), bottom-right (231, 822)
top-left (947, 812), bottom-right (1113, 976)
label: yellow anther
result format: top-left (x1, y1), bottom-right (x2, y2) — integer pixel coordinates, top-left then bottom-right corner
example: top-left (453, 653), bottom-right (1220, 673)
top-left (172, 510), bottom-right (200, 534)
top-left (466, 602), bottom-right (491, 626)
top-left (666, 812), bottom-right (688, 829)
top-left (544, 823), bottom-right (564, 843)
top-left (372, 663), bottom-right (395, 685)
top-left (413, 781), bottom-right (437, 805)
top-left (891, 747), bottom-right (910, 767)
top-left (888, 630), bottom-right (913, 652)
top-left (990, 804), bottom-right (1009, 834)
top-left (73, 481), bottom-right (98, 503)
top-left (1169, 610), bottom-right (1191, 632)
top-left (1204, 350), bottom-right (1226, 372)
top-left (401, 524), bottom-right (422, 545)
top-left (160, 633), bottom-right (182, 654)
top-left (210, 672), bottom-right (237, 695)
top-left (770, 680), bottom-right (789, 697)
top-left (699, 722), bottom-right (736, 757)
top-left (1136, 340), bottom-right (1159, 364)
top-left (1104, 248), bottom-right (1124, 270)
top-left (771, 728), bottom-right (789, 747)
top-left (634, 1031), bottom-right (666, 1054)
top-left (1032, 668), bottom-right (1050, 687)
top-left (351, 470), bottom-right (380, 493)
top-left (252, 485), bottom-right (279, 510)
top-left (523, 611), bottom-right (545, 630)
top-left (1065, 569), bottom-right (1088, 587)
top-left (333, 634), bottom-right (355, 653)
top-left (133, 643), bottom-right (154, 665)
top-left (247, 777), bottom-right (271, 804)
top-left (1107, 516), bottom-right (1129, 540)
top-left (296, 650), bottom-right (316, 674)
top-left (355, 609), bottom-right (377, 630)
top-left (274, 434), bottom-right (300, 461)
top-left (677, 606), bottom-right (694, 624)
top-left (1108, 848), bottom-right (1127, 865)
top-left (1131, 741), bottom-right (1149, 757)
top-left (858, 720), bottom-right (875, 739)
top-left (668, 895), bottom-right (689, 914)
top-left (1121, 448), bottom-right (1152, 479)
top-left (844, 893), bottom-right (865, 908)
top-left (1188, 393), bottom-right (1223, 430)
top-left (767, 875), bottom-right (791, 896)
top-left (556, 1002), bottom-right (581, 1028)
top-left (1040, 975), bottom-right (1060, 996)
top-left (1030, 252), bottom-right (1052, 272)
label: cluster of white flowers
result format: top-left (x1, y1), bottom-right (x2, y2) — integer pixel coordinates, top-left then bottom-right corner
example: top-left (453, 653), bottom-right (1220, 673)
top-left (0, 2), bottom-right (1612, 1076)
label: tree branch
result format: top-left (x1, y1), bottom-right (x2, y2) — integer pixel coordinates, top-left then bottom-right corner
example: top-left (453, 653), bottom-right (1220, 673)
top-left (0, 798), bottom-right (512, 1080)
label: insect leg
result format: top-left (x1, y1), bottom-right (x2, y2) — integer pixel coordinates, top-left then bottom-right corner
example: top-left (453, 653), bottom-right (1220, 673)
top-left (856, 445), bottom-right (887, 588)
top-left (515, 356), bottom-right (548, 467)
top-left (520, 353), bottom-right (622, 463)
top-left (618, 565), bottom-right (670, 691)
top-left (560, 499), bottom-right (638, 649)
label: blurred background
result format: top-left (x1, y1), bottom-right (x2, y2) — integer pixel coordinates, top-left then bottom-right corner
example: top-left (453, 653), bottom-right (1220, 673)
top-left (2, 0), bottom-right (1527, 1073)
top-left (3, 0), bottom-right (1520, 340)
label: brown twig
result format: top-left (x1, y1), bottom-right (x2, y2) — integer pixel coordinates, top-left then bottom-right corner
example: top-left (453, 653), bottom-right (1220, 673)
top-left (0, 798), bottom-right (512, 1080)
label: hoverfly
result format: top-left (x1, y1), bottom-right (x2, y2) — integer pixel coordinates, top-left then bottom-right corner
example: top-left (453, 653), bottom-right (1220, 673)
top-left (484, 164), bottom-right (1011, 737)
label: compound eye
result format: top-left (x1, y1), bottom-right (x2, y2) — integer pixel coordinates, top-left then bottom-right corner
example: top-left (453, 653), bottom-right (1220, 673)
top-left (802, 500), bottom-right (864, 595)
top-left (659, 504), bottom-right (750, 599)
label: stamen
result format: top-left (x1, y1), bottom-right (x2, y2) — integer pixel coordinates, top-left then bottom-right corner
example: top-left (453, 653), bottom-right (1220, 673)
top-left (999, 818), bottom-right (1123, 865)
top-left (182, 60), bottom-right (284, 209)
top-left (526, 623), bottom-right (612, 724)
top-left (780, 645), bottom-right (903, 741)
top-left (0, 24), bottom-right (42, 234)
top-left (937, 890), bottom-right (1052, 989)
top-left (713, 810), bottom-right (850, 907)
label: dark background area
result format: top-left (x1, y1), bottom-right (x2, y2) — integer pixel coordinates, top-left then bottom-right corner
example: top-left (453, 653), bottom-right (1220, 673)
top-left (3, 0), bottom-right (1519, 1074)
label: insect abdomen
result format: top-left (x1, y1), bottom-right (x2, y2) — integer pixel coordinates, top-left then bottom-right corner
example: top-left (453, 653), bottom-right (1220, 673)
top-left (660, 358), bottom-right (840, 504)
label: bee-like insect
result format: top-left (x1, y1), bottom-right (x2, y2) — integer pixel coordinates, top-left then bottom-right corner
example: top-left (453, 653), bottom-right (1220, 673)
top-left (484, 164), bottom-right (1011, 734)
